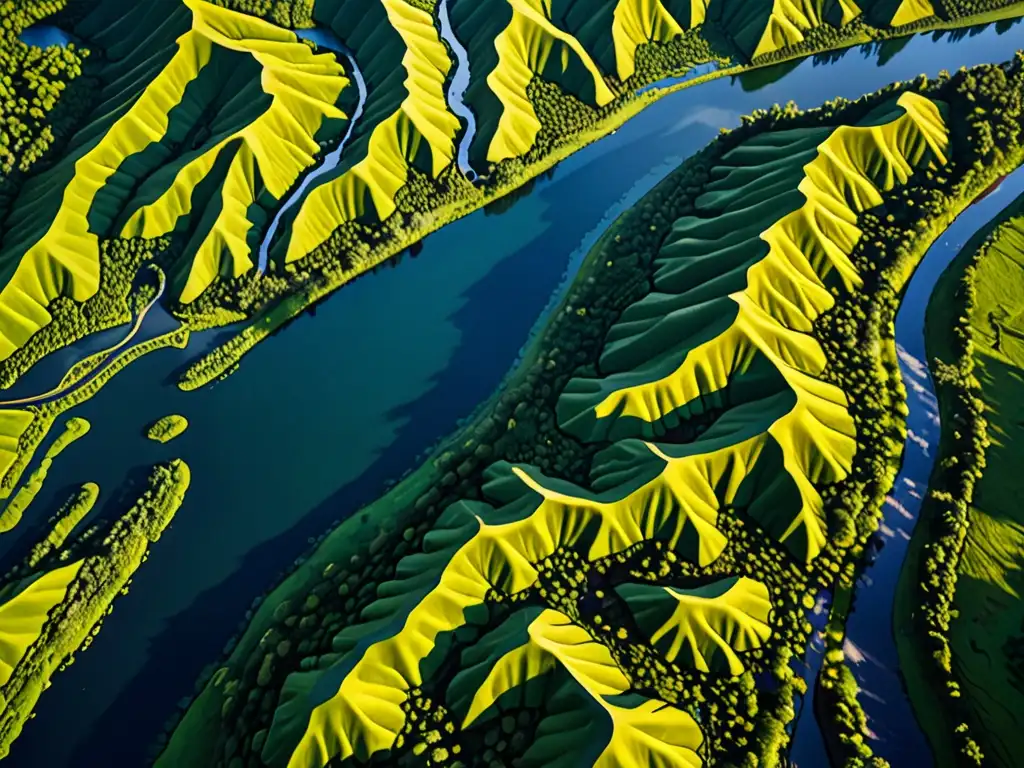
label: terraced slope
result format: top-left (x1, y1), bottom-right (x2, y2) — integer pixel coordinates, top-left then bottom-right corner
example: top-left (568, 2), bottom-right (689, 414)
top-left (242, 91), bottom-right (948, 768)
top-left (560, 91), bottom-right (947, 559)
top-left (120, 0), bottom-right (349, 302)
top-left (282, 0), bottom-right (462, 262)
top-left (617, 577), bottom-right (773, 674)
top-left (447, 607), bottom-right (706, 768)
top-left (710, 0), bottom-right (862, 59)
top-left (0, 411), bottom-right (34, 484)
top-left (0, 562), bottom-right (83, 685)
top-left (0, 0), bottom-right (352, 354)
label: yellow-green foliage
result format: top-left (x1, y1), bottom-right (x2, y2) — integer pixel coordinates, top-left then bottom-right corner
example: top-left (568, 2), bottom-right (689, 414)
top-left (120, 0), bottom-right (348, 302)
top-left (146, 414), bottom-right (189, 443)
top-left (485, 0), bottom-right (615, 163)
top-left (0, 0), bottom-right (349, 356)
top-left (0, 560), bottom-right (83, 685)
top-left (751, 0), bottom-right (862, 58)
top-left (0, 0), bottom-right (89, 177)
top-left (617, 577), bottom-right (772, 675)
top-left (0, 410), bottom-right (34, 487)
top-left (0, 458), bottom-right (189, 759)
top-left (257, 92), bottom-right (952, 768)
top-left (460, 607), bottom-right (704, 767)
top-left (285, 0), bottom-right (460, 262)
top-left (272, 467), bottom-right (724, 766)
top-left (34, 482), bottom-right (98, 563)
top-left (611, 0), bottom-right (686, 83)
top-left (559, 91), bottom-right (948, 560)
top-left (890, 0), bottom-right (937, 25)
top-left (0, 415), bottom-right (88, 533)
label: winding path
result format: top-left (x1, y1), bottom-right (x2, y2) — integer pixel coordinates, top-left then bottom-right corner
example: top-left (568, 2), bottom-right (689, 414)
top-left (0, 266), bottom-right (166, 408)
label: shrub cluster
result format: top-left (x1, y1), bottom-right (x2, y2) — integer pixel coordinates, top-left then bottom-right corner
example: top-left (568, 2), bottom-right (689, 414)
top-left (0, 0), bottom-right (91, 209)
top-left (210, 0), bottom-right (313, 27)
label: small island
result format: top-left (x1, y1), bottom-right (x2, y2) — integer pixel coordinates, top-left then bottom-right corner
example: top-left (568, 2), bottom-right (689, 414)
top-left (146, 415), bottom-right (188, 444)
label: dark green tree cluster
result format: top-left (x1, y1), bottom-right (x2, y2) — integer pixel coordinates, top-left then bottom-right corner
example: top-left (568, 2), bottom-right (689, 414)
top-left (933, 0), bottom-right (1024, 19)
top-left (630, 30), bottom-right (724, 85)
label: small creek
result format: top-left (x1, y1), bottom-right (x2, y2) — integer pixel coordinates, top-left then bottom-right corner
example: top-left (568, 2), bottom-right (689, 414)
top-left (256, 28), bottom-right (368, 273)
top-left (2, 20), bottom-right (1023, 768)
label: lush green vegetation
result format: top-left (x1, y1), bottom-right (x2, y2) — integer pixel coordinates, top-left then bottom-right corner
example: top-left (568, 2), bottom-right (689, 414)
top-left (0, 458), bottom-right (190, 758)
top-left (899, 185), bottom-right (1024, 768)
top-left (157, 57), bottom-right (1024, 768)
top-left (0, 0), bottom-right (91, 216)
top-left (23, 482), bottom-right (99, 569)
top-left (146, 414), bottom-right (189, 444)
top-left (0, 415), bottom-right (88, 532)
top-left (0, 0), bottom-right (1018, 406)
top-left (1, 2), bottom-right (1024, 763)
top-left (7, 0), bottom-right (1007, 396)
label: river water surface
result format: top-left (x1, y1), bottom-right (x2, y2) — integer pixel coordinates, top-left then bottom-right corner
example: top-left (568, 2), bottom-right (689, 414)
top-left (830, 162), bottom-right (1024, 767)
top-left (4, 22), bottom-right (1023, 768)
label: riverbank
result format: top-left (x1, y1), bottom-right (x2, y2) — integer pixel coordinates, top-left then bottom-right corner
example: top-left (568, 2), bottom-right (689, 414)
top-left (175, 2), bottom-right (1024, 392)
top-left (156, 58), bottom-right (1024, 768)
top-left (8, 18), bottom-right (1024, 768)
top-left (897, 181), bottom-right (1024, 768)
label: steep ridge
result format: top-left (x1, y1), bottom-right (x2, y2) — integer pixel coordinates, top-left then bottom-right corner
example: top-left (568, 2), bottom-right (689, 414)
top-left (120, 0), bottom-right (350, 302)
top-left (559, 91), bottom-right (947, 560)
top-left (281, 0), bottom-right (462, 262)
top-left (863, 0), bottom-right (938, 26)
top-left (485, 0), bottom-right (617, 162)
top-left (0, 410), bottom-right (35, 483)
top-left (610, 0), bottom-right (689, 79)
top-left (255, 90), bottom-right (949, 768)
top-left (278, 0), bottom-right (968, 270)
top-left (0, 561), bottom-right (83, 685)
top-left (446, 0), bottom-right (621, 167)
top-left (447, 607), bottom-right (706, 768)
top-left (0, 0), bottom-right (351, 356)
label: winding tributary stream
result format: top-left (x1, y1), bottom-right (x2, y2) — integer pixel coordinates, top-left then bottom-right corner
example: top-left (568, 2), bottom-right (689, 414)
top-left (438, 0), bottom-right (479, 178)
top-left (5, 19), bottom-right (1024, 768)
top-left (256, 29), bottom-right (368, 273)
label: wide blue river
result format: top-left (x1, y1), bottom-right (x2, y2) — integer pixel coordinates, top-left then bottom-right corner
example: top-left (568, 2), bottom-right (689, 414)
top-left (5, 20), bottom-right (1024, 768)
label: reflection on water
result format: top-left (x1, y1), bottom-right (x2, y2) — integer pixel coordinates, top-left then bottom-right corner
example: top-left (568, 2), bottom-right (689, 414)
top-left (6, 19), bottom-right (1024, 768)
top-left (837, 165), bottom-right (1024, 767)
top-left (17, 24), bottom-right (72, 47)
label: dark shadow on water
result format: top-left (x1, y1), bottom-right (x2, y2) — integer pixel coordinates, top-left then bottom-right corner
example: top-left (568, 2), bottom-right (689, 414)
top-left (56, 160), bottom-right (629, 767)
